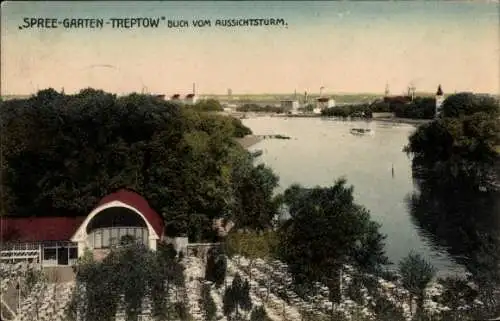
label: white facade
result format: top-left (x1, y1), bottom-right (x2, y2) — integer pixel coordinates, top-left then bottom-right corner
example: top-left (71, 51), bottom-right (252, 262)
top-left (70, 200), bottom-right (161, 257)
top-left (280, 100), bottom-right (299, 112)
top-left (435, 95), bottom-right (444, 118)
top-left (316, 98), bottom-right (335, 109)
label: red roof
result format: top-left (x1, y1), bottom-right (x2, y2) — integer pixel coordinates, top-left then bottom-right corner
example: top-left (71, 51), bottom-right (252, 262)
top-left (0, 190), bottom-right (164, 243)
top-left (96, 189), bottom-right (164, 238)
top-left (0, 216), bottom-right (86, 243)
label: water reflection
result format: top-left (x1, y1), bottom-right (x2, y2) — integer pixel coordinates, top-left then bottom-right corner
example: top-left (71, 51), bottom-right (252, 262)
top-left (407, 163), bottom-right (500, 286)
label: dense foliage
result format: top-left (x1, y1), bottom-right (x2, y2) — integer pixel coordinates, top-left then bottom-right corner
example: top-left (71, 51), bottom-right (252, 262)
top-left (405, 92), bottom-right (500, 318)
top-left (399, 252), bottom-right (436, 315)
top-left (200, 283), bottom-right (216, 321)
top-left (236, 103), bottom-right (284, 113)
top-left (405, 93), bottom-right (499, 189)
top-left (249, 306), bottom-right (271, 321)
top-left (191, 98), bottom-right (224, 112)
top-left (321, 96), bottom-right (436, 119)
top-left (224, 230), bottom-right (279, 261)
top-left (0, 88), bottom-right (280, 241)
top-left (278, 178), bottom-right (389, 301)
top-left (222, 273), bottom-right (252, 320)
top-left (205, 248), bottom-right (227, 288)
top-left (321, 104), bottom-right (371, 118)
top-left (67, 242), bottom-right (185, 321)
top-left (440, 92), bottom-right (498, 118)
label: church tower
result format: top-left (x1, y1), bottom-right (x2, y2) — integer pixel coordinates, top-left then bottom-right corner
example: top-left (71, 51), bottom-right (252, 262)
top-left (435, 84), bottom-right (444, 118)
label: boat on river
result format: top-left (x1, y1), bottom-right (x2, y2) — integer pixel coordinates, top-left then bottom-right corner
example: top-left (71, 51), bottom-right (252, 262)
top-left (350, 128), bottom-right (372, 135)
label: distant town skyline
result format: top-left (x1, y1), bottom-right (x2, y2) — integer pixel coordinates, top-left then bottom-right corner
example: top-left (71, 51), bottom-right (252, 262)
top-left (1, 1), bottom-right (499, 95)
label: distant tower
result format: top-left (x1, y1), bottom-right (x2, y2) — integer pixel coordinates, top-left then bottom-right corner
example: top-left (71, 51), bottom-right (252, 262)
top-left (227, 88), bottom-right (232, 96)
top-left (294, 89), bottom-right (297, 100)
top-left (192, 83), bottom-right (196, 95)
top-left (435, 84), bottom-right (444, 118)
top-left (320, 86), bottom-right (325, 97)
top-left (407, 82), bottom-right (416, 101)
top-left (384, 82), bottom-right (390, 97)
top-left (304, 91), bottom-right (308, 103)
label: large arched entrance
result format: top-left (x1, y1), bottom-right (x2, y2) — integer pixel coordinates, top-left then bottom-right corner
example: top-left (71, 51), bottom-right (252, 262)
top-left (71, 200), bottom-right (162, 260)
top-left (85, 206), bottom-right (150, 250)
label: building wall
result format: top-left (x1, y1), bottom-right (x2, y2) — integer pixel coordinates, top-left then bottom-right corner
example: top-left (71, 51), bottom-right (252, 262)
top-left (435, 96), bottom-right (444, 117)
top-left (281, 100), bottom-right (299, 111)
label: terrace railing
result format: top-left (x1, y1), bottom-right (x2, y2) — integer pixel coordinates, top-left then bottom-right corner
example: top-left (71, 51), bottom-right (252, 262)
top-left (0, 242), bottom-right (41, 262)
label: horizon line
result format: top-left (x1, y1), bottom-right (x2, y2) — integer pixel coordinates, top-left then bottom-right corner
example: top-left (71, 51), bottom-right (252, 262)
top-left (2, 89), bottom-right (498, 97)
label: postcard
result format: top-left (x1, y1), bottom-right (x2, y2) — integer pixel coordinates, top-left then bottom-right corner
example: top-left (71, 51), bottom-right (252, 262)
top-left (1, 1), bottom-right (499, 321)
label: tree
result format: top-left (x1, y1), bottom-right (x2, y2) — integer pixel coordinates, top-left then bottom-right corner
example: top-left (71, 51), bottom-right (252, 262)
top-left (68, 242), bottom-right (186, 321)
top-left (205, 248), bottom-right (227, 288)
top-left (278, 178), bottom-right (389, 301)
top-left (231, 164), bottom-right (281, 231)
top-left (1, 89), bottom-right (275, 242)
top-left (405, 108), bottom-right (500, 190)
top-left (223, 283), bottom-right (236, 319)
top-left (200, 283), bottom-right (216, 321)
top-left (213, 255), bottom-right (227, 288)
top-left (222, 273), bottom-right (252, 320)
top-left (224, 230), bottom-right (279, 281)
top-left (192, 98), bottom-right (224, 112)
top-left (398, 251), bottom-right (436, 316)
top-left (250, 306), bottom-right (271, 321)
top-left (441, 92), bottom-right (499, 118)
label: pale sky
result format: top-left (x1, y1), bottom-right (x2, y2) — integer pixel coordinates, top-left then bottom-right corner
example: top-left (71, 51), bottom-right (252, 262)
top-left (1, 1), bottom-right (499, 95)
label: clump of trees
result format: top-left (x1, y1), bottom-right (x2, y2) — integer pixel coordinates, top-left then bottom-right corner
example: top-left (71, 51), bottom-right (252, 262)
top-left (278, 178), bottom-right (389, 302)
top-left (0, 88), bottom-right (279, 242)
top-left (399, 252), bottom-right (436, 316)
top-left (250, 306), bottom-right (272, 321)
top-left (405, 92), bottom-right (499, 190)
top-left (200, 283), bottom-right (217, 321)
top-left (223, 273), bottom-right (252, 320)
top-left (191, 98), bottom-right (223, 112)
top-left (321, 104), bottom-right (371, 118)
top-left (205, 248), bottom-right (227, 288)
top-left (321, 96), bottom-right (440, 119)
top-left (405, 92), bottom-right (500, 319)
top-left (67, 242), bottom-right (186, 321)
top-left (236, 103), bottom-right (284, 113)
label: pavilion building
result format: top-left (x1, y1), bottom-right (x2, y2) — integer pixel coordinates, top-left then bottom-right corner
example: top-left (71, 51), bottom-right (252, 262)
top-left (0, 189), bottom-right (165, 266)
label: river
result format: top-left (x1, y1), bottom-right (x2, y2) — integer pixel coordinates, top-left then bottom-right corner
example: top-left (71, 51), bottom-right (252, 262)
top-left (242, 116), bottom-right (467, 276)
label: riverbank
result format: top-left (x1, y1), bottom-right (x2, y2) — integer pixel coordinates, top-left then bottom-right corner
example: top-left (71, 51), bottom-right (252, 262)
top-left (374, 117), bottom-right (432, 126)
top-left (235, 135), bottom-right (263, 148)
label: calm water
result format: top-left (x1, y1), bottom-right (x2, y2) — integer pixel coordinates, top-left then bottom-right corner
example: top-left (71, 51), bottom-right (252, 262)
top-left (242, 116), bottom-right (466, 275)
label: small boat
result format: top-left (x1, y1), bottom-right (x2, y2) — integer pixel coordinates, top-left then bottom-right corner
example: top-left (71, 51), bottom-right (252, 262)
top-left (350, 128), bottom-right (371, 135)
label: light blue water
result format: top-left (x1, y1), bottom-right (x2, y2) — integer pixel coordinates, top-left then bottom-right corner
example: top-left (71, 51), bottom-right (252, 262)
top-left (243, 116), bottom-right (465, 275)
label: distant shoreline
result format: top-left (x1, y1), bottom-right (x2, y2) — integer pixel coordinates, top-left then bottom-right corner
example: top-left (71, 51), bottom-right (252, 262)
top-left (253, 113), bottom-right (433, 126)
top-left (234, 117), bottom-right (432, 149)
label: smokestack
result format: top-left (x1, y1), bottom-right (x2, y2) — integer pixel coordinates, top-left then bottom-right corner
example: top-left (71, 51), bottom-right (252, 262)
top-left (193, 83), bottom-right (196, 95)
